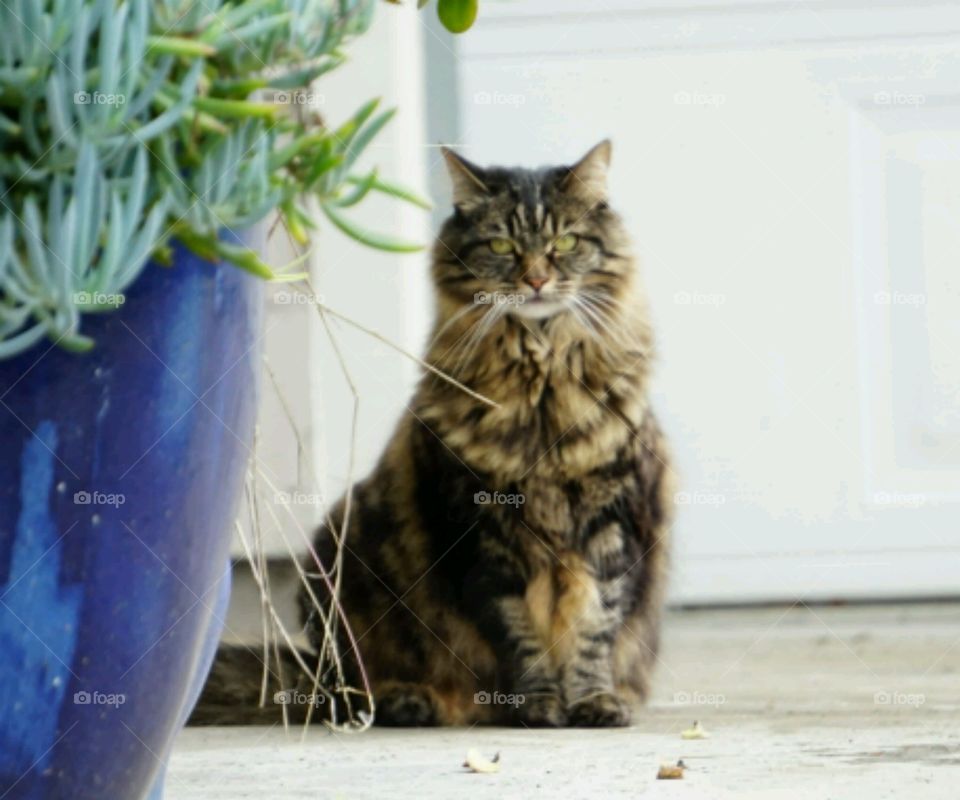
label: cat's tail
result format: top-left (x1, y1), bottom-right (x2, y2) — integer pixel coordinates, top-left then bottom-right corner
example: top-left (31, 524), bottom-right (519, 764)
top-left (188, 643), bottom-right (318, 726)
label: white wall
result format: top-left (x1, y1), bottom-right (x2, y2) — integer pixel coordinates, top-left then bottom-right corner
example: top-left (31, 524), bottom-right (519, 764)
top-left (431, 0), bottom-right (960, 603)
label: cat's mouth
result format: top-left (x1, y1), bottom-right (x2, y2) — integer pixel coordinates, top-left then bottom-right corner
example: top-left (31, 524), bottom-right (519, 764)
top-left (509, 293), bottom-right (570, 320)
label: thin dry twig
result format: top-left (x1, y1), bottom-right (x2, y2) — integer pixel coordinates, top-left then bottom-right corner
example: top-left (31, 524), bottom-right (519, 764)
top-left (302, 278), bottom-right (499, 408)
top-left (237, 224), bottom-right (502, 735)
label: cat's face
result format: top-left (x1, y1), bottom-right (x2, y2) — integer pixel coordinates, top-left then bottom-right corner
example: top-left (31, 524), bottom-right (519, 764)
top-left (433, 141), bottom-right (631, 323)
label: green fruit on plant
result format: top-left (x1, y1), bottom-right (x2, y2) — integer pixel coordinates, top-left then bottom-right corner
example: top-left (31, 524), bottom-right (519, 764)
top-left (438, 0), bottom-right (478, 33)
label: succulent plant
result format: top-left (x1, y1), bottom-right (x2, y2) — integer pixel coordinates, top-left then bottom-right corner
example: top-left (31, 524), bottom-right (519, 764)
top-left (0, 0), bottom-right (432, 358)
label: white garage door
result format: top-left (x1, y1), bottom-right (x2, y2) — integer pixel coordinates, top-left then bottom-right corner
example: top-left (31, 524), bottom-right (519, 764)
top-left (426, 0), bottom-right (960, 603)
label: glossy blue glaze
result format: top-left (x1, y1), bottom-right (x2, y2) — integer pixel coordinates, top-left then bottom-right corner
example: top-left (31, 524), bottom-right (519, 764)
top-left (0, 239), bottom-right (262, 799)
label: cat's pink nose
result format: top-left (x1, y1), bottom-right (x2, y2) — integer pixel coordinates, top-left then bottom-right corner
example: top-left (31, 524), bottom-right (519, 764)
top-left (524, 275), bottom-right (549, 291)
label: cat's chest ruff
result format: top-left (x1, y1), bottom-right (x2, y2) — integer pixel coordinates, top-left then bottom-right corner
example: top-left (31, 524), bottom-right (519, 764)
top-left (469, 365), bottom-right (639, 483)
top-left (420, 326), bottom-right (645, 481)
top-left (496, 330), bottom-right (598, 409)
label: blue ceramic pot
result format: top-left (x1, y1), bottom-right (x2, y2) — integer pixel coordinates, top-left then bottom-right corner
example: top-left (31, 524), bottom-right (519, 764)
top-left (0, 238), bottom-right (263, 799)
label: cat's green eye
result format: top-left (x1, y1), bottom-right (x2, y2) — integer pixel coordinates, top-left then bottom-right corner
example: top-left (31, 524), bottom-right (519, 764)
top-left (553, 233), bottom-right (579, 253)
top-left (489, 237), bottom-right (514, 255)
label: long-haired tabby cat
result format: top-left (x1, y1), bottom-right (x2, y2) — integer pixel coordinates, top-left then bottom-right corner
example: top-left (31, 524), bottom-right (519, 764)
top-left (194, 141), bottom-right (672, 728)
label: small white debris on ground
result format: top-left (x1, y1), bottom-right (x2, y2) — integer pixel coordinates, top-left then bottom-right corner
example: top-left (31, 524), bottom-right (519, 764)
top-left (463, 749), bottom-right (501, 774)
top-left (657, 759), bottom-right (686, 780)
top-left (681, 720), bottom-right (709, 740)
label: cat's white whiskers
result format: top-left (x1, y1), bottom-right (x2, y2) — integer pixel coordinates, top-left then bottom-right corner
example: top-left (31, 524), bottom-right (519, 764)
top-left (439, 299), bottom-right (503, 379)
top-left (435, 302), bottom-right (498, 372)
top-left (576, 291), bottom-right (646, 354)
top-left (575, 295), bottom-right (621, 345)
top-left (570, 297), bottom-right (604, 345)
top-left (454, 301), bottom-right (506, 376)
top-left (430, 302), bottom-right (482, 346)
top-left (579, 288), bottom-right (625, 314)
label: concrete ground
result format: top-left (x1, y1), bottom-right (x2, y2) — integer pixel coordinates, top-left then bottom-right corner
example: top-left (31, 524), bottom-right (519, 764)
top-left (168, 602), bottom-right (960, 798)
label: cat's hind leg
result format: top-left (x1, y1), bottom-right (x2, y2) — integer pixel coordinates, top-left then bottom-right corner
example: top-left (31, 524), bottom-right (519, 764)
top-left (614, 446), bottom-right (673, 705)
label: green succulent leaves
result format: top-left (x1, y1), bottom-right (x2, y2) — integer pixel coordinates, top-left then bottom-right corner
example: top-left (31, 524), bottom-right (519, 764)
top-left (0, 0), bottom-right (429, 358)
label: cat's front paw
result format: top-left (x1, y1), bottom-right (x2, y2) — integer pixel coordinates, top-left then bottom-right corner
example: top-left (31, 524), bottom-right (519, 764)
top-left (374, 683), bottom-right (439, 726)
top-left (513, 693), bottom-right (567, 727)
top-left (568, 692), bottom-right (631, 727)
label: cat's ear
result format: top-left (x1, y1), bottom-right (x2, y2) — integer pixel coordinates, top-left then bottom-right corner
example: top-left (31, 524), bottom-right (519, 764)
top-left (441, 147), bottom-right (490, 209)
top-left (562, 139), bottom-right (612, 200)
